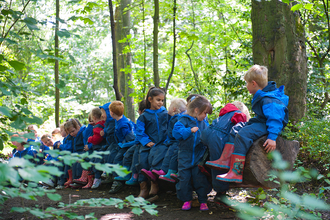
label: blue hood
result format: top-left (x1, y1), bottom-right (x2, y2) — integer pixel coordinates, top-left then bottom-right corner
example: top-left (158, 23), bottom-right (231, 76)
top-left (253, 81), bottom-right (289, 107)
top-left (99, 102), bottom-right (113, 123)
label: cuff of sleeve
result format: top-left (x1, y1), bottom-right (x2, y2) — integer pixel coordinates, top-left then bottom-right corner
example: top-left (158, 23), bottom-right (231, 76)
top-left (267, 133), bottom-right (278, 141)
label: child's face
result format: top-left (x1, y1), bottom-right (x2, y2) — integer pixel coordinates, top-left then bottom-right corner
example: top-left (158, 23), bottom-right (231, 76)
top-left (246, 80), bottom-right (260, 95)
top-left (196, 108), bottom-right (208, 122)
top-left (67, 126), bottom-right (79, 137)
top-left (60, 128), bottom-right (67, 137)
top-left (168, 105), bottom-right (176, 116)
top-left (28, 126), bottom-right (38, 138)
top-left (149, 94), bottom-right (164, 110)
top-left (101, 108), bottom-right (107, 121)
top-left (42, 137), bottom-right (54, 147)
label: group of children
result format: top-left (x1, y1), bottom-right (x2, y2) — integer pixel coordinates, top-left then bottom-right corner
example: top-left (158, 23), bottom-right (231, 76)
top-left (10, 65), bottom-right (289, 211)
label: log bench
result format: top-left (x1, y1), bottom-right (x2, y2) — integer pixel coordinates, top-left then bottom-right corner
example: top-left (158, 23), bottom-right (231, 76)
top-left (229, 135), bottom-right (300, 189)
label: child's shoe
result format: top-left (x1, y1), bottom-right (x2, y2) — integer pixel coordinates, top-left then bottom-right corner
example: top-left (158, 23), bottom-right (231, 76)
top-left (55, 185), bottom-right (64, 190)
top-left (125, 176), bottom-right (138, 185)
top-left (82, 175), bottom-right (94, 189)
top-left (114, 173), bottom-right (131, 181)
top-left (91, 178), bottom-right (101, 189)
top-left (141, 169), bottom-right (156, 182)
top-left (151, 169), bottom-right (165, 178)
top-left (182, 201), bottom-right (192, 210)
top-left (170, 173), bottom-right (179, 183)
top-left (200, 203), bottom-right (209, 211)
top-left (159, 173), bottom-right (175, 183)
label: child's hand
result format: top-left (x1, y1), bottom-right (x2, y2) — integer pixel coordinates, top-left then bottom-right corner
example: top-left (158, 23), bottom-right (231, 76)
top-left (84, 145), bottom-right (89, 151)
top-left (191, 127), bottom-right (199, 133)
top-left (146, 142), bottom-right (155, 148)
top-left (100, 130), bottom-right (104, 136)
top-left (263, 139), bottom-right (276, 153)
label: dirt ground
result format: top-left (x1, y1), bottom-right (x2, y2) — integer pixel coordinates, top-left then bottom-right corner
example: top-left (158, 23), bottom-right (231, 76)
top-left (2, 180), bottom-right (330, 220)
top-left (2, 181), bottom-right (237, 220)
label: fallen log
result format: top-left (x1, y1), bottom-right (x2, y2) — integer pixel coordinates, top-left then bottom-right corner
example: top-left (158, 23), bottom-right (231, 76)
top-left (230, 135), bottom-right (300, 189)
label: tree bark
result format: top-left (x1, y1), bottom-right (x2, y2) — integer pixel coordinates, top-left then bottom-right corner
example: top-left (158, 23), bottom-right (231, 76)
top-left (54, 0), bottom-right (60, 127)
top-left (164, 0), bottom-right (177, 108)
top-left (251, 0), bottom-right (307, 124)
top-left (108, 0), bottom-right (122, 101)
top-left (153, 0), bottom-right (160, 87)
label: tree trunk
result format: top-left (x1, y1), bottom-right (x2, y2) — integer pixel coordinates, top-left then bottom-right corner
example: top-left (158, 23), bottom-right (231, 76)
top-left (251, 0), bottom-right (307, 124)
top-left (153, 0), bottom-right (160, 87)
top-left (54, 0), bottom-right (60, 127)
top-left (108, 0), bottom-right (122, 101)
top-left (230, 135), bottom-right (300, 189)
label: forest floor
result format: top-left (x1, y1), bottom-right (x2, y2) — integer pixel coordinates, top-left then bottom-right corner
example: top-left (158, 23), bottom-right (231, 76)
top-left (2, 179), bottom-right (330, 220)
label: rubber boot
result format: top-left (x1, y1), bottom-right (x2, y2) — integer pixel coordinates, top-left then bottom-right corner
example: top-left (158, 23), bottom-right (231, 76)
top-left (138, 181), bottom-right (149, 198)
top-left (149, 181), bottom-right (159, 196)
top-left (73, 170), bottom-right (89, 185)
top-left (64, 169), bottom-right (73, 186)
top-left (206, 143), bottom-right (234, 170)
top-left (159, 169), bottom-right (176, 183)
top-left (151, 169), bottom-right (165, 178)
top-left (82, 175), bottom-right (94, 189)
top-left (141, 169), bottom-right (156, 182)
top-left (126, 173), bottom-right (138, 185)
top-left (216, 153), bottom-right (245, 183)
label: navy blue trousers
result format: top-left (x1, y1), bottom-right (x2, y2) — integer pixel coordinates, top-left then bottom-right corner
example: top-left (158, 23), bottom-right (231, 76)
top-left (137, 145), bottom-right (150, 182)
top-left (106, 143), bottom-right (119, 164)
top-left (161, 143), bottom-right (178, 172)
top-left (122, 145), bottom-right (136, 169)
top-left (176, 165), bottom-right (211, 203)
top-left (148, 143), bottom-right (168, 171)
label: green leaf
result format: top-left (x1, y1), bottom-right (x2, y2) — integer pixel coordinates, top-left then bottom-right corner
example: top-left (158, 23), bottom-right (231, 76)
top-left (7, 61), bottom-right (25, 71)
top-left (0, 106), bottom-right (12, 117)
top-left (304, 3), bottom-right (313, 10)
top-left (282, 0), bottom-right (290, 3)
top-left (57, 29), bottom-right (71, 38)
top-left (11, 136), bottom-right (25, 143)
top-left (55, 80), bottom-right (66, 89)
top-left (47, 193), bottom-right (62, 201)
top-left (131, 207), bottom-right (143, 216)
top-left (21, 115), bottom-right (43, 124)
top-left (10, 207), bottom-right (27, 213)
top-left (81, 162), bottom-right (92, 170)
top-left (0, 64), bottom-right (8, 71)
top-left (258, 194), bottom-right (266, 200)
top-left (0, 139), bottom-right (3, 151)
top-left (23, 17), bottom-right (39, 30)
top-left (69, 54), bottom-right (75, 62)
top-left (10, 116), bottom-right (26, 130)
top-left (83, 18), bottom-right (94, 25)
top-left (145, 208), bottom-right (158, 216)
top-left (291, 4), bottom-right (303, 11)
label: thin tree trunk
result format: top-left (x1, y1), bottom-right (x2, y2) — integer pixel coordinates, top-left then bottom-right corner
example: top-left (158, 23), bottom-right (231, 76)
top-left (153, 0), bottom-right (160, 87)
top-left (54, 0), bottom-right (60, 127)
top-left (251, 0), bottom-right (307, 123)
top-left (165, 0), bottom-right (177, 108)
top-left (108, 0), bottom-right (122, 101)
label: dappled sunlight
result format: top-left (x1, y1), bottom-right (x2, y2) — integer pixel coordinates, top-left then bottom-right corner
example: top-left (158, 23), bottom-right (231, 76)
top-left (100, 213), bottom-right (134, 220)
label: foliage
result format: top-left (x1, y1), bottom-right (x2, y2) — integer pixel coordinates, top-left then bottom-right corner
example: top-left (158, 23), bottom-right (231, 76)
top-left (0, 150), bottom-right (158, 219)
top-left (282, 118), bottom-right (330, 172)
top-left (224, 151), bottom-right (330, 220)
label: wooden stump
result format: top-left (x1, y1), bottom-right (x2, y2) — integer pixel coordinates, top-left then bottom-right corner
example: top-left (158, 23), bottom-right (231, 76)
top-left (230, 135), bottom-right (300, 189)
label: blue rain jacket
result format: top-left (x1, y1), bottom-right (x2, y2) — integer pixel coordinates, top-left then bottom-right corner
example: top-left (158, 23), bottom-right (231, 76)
top-left (83, 123), bottom-right (94, 152)
top-left (115, 115), bottom-right (135, 144)
top-left (60, 135), bottom-right (73, 152)
top-left (99, 102), bottom-right (116, 145)
top-left (173, 114), bottom-right (208, 168)
top-left (136, 106), bottom-right (168, 147)
top-left (73, 125), bottom-right (86, 153)
top-left (250, 81), bottom-right (289, 141)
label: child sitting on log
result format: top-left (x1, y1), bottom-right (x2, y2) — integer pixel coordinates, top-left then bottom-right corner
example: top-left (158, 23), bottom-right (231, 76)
top-left (216, 65), bottom-right (289, 183)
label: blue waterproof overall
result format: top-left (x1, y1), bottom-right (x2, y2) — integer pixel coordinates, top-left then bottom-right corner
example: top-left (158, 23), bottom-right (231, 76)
top-left (72, 125), bottom-right (86, 179)
top-left (136, 106), bottom-right (168, 182)
top-left (173, 114), bottom-right (211, 203)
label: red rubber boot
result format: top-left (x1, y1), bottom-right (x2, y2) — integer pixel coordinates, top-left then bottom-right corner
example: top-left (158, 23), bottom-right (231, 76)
top-left (216, 153), bottom-right (245, 183)
top-left (64, 169), bottom-right (73, 186)
top-left (205, 143), bottom-right (234, 170)
top-left (73, 170), bottom-right (89, 185)
top-left (82, 174), bottom-right (94, 189)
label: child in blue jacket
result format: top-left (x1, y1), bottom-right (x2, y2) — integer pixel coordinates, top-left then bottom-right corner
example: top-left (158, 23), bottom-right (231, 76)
top-left (107, 101), bottom-right (136, 193)
top-left (201, 101), bottom-right (250, 206)
top-left (136, 87), bottom-right (169, 198)
top-left (64, 119), bottom-right (86, 187)
top-left (217, 65), bottom-right (289, 183)
top-left (173, 95), bottom-right (213, 211)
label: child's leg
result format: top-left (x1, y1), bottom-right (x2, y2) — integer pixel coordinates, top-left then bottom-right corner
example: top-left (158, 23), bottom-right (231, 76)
top-left (161, 143), bottom-right (177, 173)
top-left (137, 145), bottom-right (151, 183)
top-left (150, 143), bottom-right (168, 171)
top-left (191, 165), bottom-right (212, 204)
top-left (72, 161), bottom-right (83, 180)
top-left (176, 167), bottom-right (193, 202)
top-left (168, 147), bottom-right (178, 172)
top-left (122, 145), bottom-right (136, 169)
top-left (113, 148), bottom-right (128, 166)
top-left (106, 143), bottom-right (119, 164)
top-left (233, 123), bottom-right (268, 155)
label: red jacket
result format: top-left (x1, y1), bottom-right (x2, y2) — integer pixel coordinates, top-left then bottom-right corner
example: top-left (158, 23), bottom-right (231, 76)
top-left (87, 120), bottom-right (105, 145)
top-left (219, 103), bottom-right (247, 124)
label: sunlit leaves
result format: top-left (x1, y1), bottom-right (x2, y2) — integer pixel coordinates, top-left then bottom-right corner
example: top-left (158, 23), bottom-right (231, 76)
top-left (7, 61), bottom-right (25, 71)
top-left (22, 17), bottom-right (39, 30)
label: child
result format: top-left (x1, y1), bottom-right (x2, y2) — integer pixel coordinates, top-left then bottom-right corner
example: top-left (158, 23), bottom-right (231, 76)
top-left (108, 101), bottom-right (135, 193)
top-left (173, 95), bottom-right (212, 211)
top-left (136, 87), bottom-right (169, 198)
top-left (56, 124), bottom-right (74, 189)
top-left (201, 101), bottom-right (250, 206)
top-left (74, 108), bottom-right (105, 189)
top-left (64, 119), bottom-right (86, 187)
top-left (52, 128), bottom-right (62, 143)
top-left (11, 133), bottom-right (36, 159)
top-left (216, 65), bottom-right (289, 183)
top-left (151, 98), bottom-right (187, 183)
top-left (27, 125), bottom-right (41, 143)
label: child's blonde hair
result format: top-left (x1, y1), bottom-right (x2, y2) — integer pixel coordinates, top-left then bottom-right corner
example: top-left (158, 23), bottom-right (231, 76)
top-left (244, 65), bottom-right (268, 88)
top-left (170, 98), bottom-right (187, 115)
top-left (91, 107), bottom-right (102, 119)
top-left (187, 95), bottom-right (212, 116)
top-left (232, 101), bottom-right (251, 121)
